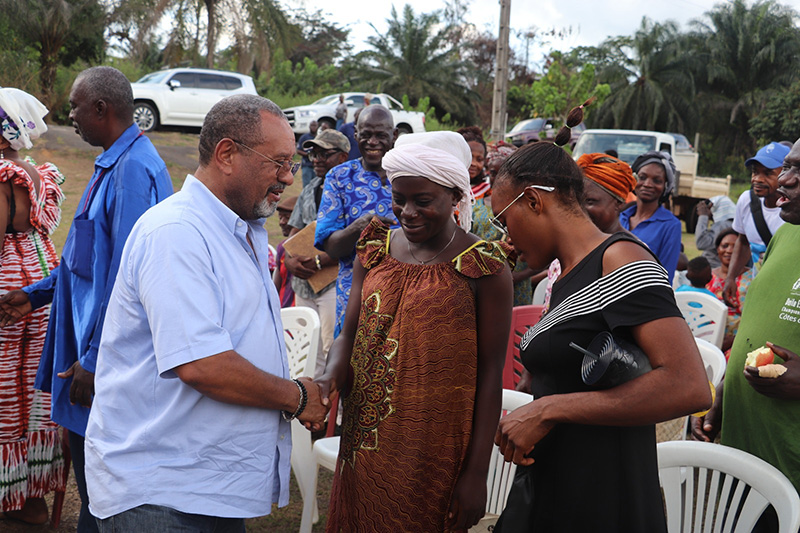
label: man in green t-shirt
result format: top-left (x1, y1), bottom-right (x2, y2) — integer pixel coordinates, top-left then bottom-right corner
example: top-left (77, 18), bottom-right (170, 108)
top-left (693, 137), bottom-right (800, 530)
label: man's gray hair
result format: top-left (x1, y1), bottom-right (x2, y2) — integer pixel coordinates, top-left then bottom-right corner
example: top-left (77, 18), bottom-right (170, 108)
top-left (198, 94), bottom-right (286, 166)
top-left (75, 66), bottom-right (134, 121)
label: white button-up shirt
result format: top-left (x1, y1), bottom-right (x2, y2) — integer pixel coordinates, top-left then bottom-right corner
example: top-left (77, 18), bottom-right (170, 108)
top-left (85, 175), bottom-right (291, 519)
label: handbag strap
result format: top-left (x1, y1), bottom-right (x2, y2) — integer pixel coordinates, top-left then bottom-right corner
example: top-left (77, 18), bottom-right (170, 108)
top-left (749, 189), bottom-right (773, 245)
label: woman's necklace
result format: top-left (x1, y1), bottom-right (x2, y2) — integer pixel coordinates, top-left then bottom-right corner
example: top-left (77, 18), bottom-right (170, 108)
top-left (407, 227), bottom-right (458, 265)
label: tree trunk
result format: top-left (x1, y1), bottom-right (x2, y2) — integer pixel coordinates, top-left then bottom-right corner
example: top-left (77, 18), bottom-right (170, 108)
top-left (204, 0), bottom-right (217, 68)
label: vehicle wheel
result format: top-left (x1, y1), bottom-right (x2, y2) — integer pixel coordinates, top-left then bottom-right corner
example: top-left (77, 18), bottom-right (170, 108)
top-left (397, 124), bottom-right (412, 135)
top-left (319, 117), bottom-right (336, 131)
top-left (134, 102), bottom-right (159, 133)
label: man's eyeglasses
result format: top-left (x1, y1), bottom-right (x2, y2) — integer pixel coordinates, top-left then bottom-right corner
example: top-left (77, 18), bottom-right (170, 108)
top-left (309, 149), bottom-right (343, 162)
top-left (233, 140), bottom-right (300, 175)
top-left (489, 185), bottom-right (555, 236)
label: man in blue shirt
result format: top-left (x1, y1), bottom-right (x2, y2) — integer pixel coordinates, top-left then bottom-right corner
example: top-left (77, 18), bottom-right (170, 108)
top-left (0, 66), bottom-right (173, 532)
top-left (338, 107), bottom-right (363, 161)
top-left (84, 94), bottom-right (328, 530)
top-left (296, 120), bottom-right (318, 187)
top-left (315, 105), bottom-right (397, 337)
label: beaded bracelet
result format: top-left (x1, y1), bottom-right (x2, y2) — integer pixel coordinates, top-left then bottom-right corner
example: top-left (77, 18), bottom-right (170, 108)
top-left (315, 255), bottom-right (322, 270)
top-left (283, 378), bottom-right (307, 421)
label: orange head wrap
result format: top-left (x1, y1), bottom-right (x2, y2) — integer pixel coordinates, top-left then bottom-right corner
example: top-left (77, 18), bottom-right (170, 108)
top-left (576, 153), bottom-right (636, 202)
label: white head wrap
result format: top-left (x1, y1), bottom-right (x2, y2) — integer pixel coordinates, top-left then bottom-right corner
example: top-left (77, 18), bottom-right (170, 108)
top-left (382, 131), bottom-right (474, 231)
top-left (0, 88), bottom-right (49, 151)
top-left (709, 195), bottom-right (736, 223)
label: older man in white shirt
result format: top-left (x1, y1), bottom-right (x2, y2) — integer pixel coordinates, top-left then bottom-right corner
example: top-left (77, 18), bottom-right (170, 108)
top-left (84, 95), bottom-right (328, 532)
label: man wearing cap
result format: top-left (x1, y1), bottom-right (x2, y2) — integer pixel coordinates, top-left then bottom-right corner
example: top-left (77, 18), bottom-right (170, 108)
top-left (723, 142), bottom-right (789, 304)
top-left (693, 137), bottom-right (800, 530)
top-left (286, 129), bottom-right (349, 376)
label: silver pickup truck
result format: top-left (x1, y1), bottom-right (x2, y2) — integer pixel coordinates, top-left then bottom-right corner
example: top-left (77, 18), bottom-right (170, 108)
top-left (283, 92), bottom-right (426, 136)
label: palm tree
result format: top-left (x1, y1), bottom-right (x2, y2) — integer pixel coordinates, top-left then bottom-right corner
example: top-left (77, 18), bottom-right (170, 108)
top-left (691, 0), bottom-right (800, 153)
top-left (589, 18), bottom-right (698, 133)
top-left (228, 0), bottom-right (297, 76)
top-left (0, 0), bottom-right (104, 109)
top-left (351, 4), bottom-right (477, 125)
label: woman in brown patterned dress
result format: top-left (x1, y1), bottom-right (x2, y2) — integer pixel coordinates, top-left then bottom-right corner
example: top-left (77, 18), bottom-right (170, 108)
top-left (318, 131), bottom-right (514, 532)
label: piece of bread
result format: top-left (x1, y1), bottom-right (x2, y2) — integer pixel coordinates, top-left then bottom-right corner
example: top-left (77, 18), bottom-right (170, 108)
top-left (757, 364), bottom-right (787, 378)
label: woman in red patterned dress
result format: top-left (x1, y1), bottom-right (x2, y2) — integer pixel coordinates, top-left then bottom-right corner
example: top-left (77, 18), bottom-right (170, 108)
top-left (318, 131), bottom-right (514, 532)
top-left (0, 88), bottom-right (65, 524)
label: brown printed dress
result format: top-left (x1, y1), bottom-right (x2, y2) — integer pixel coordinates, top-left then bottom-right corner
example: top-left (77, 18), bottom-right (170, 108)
top-left (327, 220), bottom-right (513, 532)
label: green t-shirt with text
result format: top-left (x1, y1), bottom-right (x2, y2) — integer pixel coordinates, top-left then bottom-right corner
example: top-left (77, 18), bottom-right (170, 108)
top-left (722, 223), bottom-right (800, 492)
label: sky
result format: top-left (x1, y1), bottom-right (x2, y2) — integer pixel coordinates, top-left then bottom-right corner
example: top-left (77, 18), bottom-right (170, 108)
top-left (285, 0), bottom-right (800, 70)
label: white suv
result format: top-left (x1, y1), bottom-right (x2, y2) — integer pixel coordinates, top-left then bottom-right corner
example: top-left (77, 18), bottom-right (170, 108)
top-left (131, 68), bottom-right (258, 132)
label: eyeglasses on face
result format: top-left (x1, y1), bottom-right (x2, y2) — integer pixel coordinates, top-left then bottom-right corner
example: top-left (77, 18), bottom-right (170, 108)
top-left (232, 140), bottom-right (300, 175)
top-left (309, 149), bottom-right (343, 162)
top-left (489, 185), bottom-right (555, 236)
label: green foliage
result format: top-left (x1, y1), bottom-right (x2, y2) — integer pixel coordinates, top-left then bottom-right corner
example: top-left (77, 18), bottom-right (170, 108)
top-left (259, 53), bottom-right (341, 99)
top-left (748, 81), bottom-right (800, 144)
top-left (0, 0), bottom-right (105, 108)
top-left (588, 18), bottom-right (698, 133)
top-left (350, 4), bottom-right (477, 125)
top-left (692, 0), bottom-right (800, 157)
top-left (510, 57), bottom-right (610, 126)
top-left (0, 48), bottom-right (41, 95)
top-left (49, 61), bottom-right (93, 124)
top-left (287, 9), bottom-right (352, 67)
top-left (401, 95), bottom-right (459, 132)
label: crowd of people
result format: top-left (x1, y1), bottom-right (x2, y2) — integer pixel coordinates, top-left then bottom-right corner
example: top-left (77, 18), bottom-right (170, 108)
top-left (0, 71), bottom-right (797, 533)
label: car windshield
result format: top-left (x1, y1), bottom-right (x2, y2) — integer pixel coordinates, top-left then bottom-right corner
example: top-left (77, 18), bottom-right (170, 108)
top-left (312, 95), bottom-right (340, 105)
top-left (135, 71), bottom-right (170, 84)
top-left (573, 133), bottom-right (658, 164)
top-left (509, 118), bottom-right (546, 134)
top-left (669, 133), bottom-right (693, 151)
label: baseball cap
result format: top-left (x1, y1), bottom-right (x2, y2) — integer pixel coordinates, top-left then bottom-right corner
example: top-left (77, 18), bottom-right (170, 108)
top-left (745, 142), bottom-right (790, 169)
top-left (302, 129), bottom-right (350, 153)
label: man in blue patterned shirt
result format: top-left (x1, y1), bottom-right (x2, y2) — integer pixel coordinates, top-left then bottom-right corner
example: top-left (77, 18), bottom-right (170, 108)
top-left (314, 105), bottom-right (398, 337)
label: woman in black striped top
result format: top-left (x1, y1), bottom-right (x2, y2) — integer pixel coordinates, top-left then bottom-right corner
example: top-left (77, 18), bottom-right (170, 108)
top-left (490, 141), bottom-right (711, 533)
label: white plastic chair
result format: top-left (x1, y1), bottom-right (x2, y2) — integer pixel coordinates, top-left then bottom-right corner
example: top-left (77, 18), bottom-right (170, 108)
top-left (532, 277), bottom-right (548, 305)
top-left (484, 390), bottom-right (534, 517)
top-left (658, 441), bottom-right (800, 533)
top-left (301, 389), bottom-right (534, 533)
top-left (675, 291), bottom-right (728, 349)
top-left (281, 307), bottom-right (321, 529)
top-left (658, 337), bottom-right (727, 442)
top-left (695, 337), bottom-right (726, 387)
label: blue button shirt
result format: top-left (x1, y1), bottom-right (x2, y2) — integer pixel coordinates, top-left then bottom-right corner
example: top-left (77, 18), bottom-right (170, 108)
top-left (314, 159), bottom-right (395, 337)
top-left (619, 204), bottom-right (682, 283)
top-left (85, 175), bottom-right (292, 519)
top-left (27, 124), bottom-right (173, 435)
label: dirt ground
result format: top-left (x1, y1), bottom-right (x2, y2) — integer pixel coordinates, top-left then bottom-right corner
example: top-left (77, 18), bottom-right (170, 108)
top-left (4, 125), bottom-right (324, 532)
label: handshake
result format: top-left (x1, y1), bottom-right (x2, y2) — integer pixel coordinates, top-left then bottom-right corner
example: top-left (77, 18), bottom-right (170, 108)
top-left (293, 376), bottom-right (337, 433)
top-left (0, 289), bottom-right (33, 328)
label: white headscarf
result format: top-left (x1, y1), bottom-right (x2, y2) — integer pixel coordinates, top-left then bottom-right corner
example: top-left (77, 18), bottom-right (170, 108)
top-left (382, 131), bottom-right (474, 231)
top-left (0, 88), bottom-right (49, 151)
top-left (709, 195), bottom-right (736, 223)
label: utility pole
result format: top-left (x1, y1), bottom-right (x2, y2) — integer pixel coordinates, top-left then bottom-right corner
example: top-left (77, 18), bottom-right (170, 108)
top-left (490, 0), bottom-right (511, 142)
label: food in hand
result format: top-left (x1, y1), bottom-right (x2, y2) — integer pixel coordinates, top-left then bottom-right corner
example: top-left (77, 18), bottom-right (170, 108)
top-left (757, 364), bottom-right (787, 378)
top-left (745, 346), bottom-right (774, 368)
